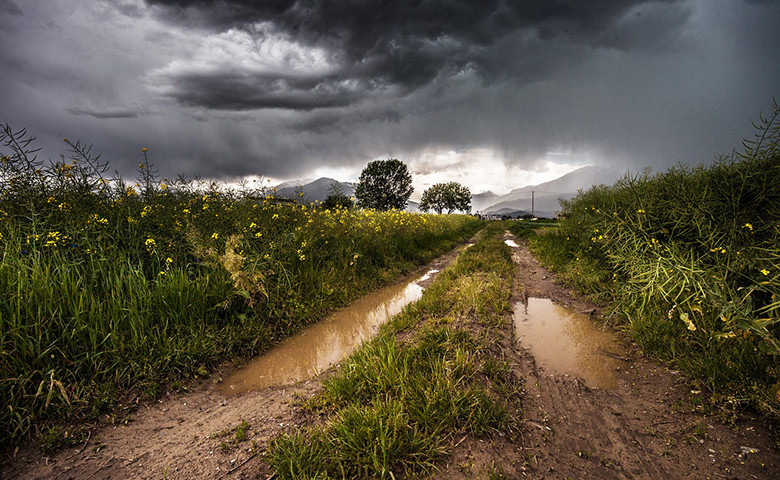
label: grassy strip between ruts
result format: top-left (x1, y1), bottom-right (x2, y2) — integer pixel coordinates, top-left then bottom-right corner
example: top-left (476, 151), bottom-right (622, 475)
top-left (517, 102), bottom-right (780, 424)
top-left (268, 223), bottom-right (520, 480)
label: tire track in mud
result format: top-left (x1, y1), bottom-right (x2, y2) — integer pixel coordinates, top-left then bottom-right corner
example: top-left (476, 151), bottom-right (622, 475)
top-left (502, 231), bottom-right (779, 480)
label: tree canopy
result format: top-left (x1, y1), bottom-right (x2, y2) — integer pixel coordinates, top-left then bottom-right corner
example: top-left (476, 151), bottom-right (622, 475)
top-left (322, 183), bottom-right (354, 210)
top-left (354, 159), bottom-right (413, 211)
top-left (419, 182), bottom-right (471, 214)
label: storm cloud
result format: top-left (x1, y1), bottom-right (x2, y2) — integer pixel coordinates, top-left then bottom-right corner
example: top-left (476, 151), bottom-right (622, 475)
top-left (144, 0), bottom-right (689, 111)
top-left (0, 0), bottom-right (778, 194)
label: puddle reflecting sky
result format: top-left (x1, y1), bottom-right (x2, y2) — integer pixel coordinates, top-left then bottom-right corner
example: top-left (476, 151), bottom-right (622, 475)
top-left (514, 298), bottom-right (627, 389)
top-left (221, 270), bottom-right (436, 394)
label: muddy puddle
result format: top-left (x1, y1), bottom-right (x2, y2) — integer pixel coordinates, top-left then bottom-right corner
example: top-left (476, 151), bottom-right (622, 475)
top-left (514, 298), bottom-right (627, 388)
top-left (222, 269), bottom-right (440, 394)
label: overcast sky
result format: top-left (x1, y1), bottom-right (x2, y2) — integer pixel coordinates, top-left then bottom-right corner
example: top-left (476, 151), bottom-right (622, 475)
top-left (1, 0), bottom-right (778, 197)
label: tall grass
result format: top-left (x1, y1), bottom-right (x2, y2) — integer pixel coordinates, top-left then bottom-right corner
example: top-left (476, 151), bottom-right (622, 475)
top-left (268, 224), bottom-right (518, 479)
top-left (527, 101), bottom-right (780, 419)
top-left (0, 125), bottom-right (482, 445)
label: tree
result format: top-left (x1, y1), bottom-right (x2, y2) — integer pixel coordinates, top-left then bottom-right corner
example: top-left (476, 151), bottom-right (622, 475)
top-left (354, 159), bottom-right (413, 211)
top-left (419, 182), bottom-right (471, 214)
top-left (322, 183), bottom-right (354, 210)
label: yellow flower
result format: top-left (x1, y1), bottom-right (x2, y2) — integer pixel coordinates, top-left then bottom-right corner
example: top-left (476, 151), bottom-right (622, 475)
top-left (211, 232), bottom-right (219, 240)
top-left (743, 223), bottom-right (753, 231)
top-left (760, 269), bottom-right (770, 276)
top-left (166, 257), bottom-right (173, 264)
top-left (141, 147), bottom-right (148, 152)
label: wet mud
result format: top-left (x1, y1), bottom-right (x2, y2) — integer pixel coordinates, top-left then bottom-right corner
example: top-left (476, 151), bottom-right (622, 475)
top-left (222, 269), bottom-right (438, 393)
top-left (514, 297), bottom-right (627, 389)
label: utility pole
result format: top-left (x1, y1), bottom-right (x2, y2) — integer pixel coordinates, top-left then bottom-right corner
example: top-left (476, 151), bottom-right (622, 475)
top-left (531, 190), bottom-right (535, 217)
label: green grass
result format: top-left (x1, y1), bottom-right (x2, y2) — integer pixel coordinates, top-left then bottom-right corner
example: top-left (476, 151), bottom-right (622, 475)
top-left (0, 125), bottom-right (483, 446)
top-left (524, 101), bottom-right (780, 421)
top-left (268, 224), bottom-right (518, 479)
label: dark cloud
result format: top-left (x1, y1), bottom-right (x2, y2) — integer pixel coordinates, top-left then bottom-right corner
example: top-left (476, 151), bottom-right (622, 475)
top-left (143, 0), bottom-right (687, 111)
top-left (65, 107), bottom-right (152, 119)
top-left (0, 0), bottom-right (22, 16)
top-left (158, 72), bottom-right (376, 110)
top-left (1, 0), bottom-right (778, 191)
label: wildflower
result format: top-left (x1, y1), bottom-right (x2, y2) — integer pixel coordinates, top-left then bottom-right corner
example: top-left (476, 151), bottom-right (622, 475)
top-left (272, 214), bottom-right (279, 220)
top-left (141, 147), bottom-right (148, 152)
top-left (211, 232), bottom-right (219, 240)
top-left (166, 257), bottom-right (173, 264)
top-left (182, 208), bottom-right (190, 214)
top-left (254, 232), bottom-right (263, 238)
top-left (760, 269), bottom-right (770, 276)
top-left (680, 312), bottom-right (696, 331)
top-left (637, 209), bottom-right (645, 214)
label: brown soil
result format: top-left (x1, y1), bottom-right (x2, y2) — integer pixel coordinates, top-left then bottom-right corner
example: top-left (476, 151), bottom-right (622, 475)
top-left (3, 233), bottom-right (778, 479)
top-left (436, 231), bottom-right (779, 479)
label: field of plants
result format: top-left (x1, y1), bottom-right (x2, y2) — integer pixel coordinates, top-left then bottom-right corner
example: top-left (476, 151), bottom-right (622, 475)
top-left (526, 102), bottom-right (780, 420)
top-left (0, 125), bottom-right (482, 446)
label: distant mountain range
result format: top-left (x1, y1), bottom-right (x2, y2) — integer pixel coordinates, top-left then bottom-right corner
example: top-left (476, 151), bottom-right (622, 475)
top-left (273, 177), bottom-right (356, 203)
top-left (272, 165), bottom-right (622, 217)
top-left (477, 165), bottom-right (623, 218)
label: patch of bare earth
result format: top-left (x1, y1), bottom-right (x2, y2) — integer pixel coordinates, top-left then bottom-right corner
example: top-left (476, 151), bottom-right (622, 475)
top-left (436, 232), bottom-right (779, 479)
top-left (1, 244), bottom-right (470, 480)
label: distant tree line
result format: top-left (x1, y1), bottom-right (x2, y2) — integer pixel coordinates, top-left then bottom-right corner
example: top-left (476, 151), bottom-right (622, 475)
top-left (349, 158), bottom-right (471, 213)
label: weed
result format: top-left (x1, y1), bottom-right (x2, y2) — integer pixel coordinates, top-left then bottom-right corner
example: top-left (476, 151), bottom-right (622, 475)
top-left (660, 438), bottom-right (676, 456)
top-left (235, 420), bottom-right (249, 441)
top-left (488, 462), bottom-right (509, 480)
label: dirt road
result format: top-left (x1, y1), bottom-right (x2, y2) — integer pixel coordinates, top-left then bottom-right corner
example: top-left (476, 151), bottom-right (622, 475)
top-left (3, 234), bottom-right (778, 479)
top-left (437, 232), bottom-right (779, 479)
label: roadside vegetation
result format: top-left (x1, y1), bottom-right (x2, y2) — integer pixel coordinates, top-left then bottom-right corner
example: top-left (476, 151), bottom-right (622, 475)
top-left (524, 102), bottom-right (780, 422)
top-left (0, 125), bottom-right (482, 447)
top-left (268, 223), bottom-right (520, 479)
